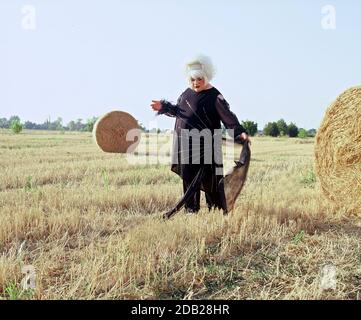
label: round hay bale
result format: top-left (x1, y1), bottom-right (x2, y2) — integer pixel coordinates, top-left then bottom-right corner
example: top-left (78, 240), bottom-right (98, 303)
top-left (93, 110), bottom-right (141, 153)
top-left (315, 86), bottom-right (361, 213)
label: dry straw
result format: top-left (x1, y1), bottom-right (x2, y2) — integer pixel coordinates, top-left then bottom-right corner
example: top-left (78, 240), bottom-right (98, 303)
top-left (315, 86), bottom-right (361, 214)
top-left (93, 110), bottom-right (141, 153)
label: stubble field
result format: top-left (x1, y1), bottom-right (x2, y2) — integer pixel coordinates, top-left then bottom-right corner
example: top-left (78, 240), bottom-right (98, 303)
top-left (0, 129), bottom-right (360, 300)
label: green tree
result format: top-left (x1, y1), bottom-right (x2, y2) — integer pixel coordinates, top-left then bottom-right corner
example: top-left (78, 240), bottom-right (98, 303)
top-left (9, 115), bottom-right (20, 124)
top-left (68, 121), bottom-right (76, 131)
top-left (75, 119), bottom-right (84, 131)
top-left (288, 122), bottom-right (299, 137)
top-left (11, 119), bottom-right (23, 134)
top-left (241, 120), bottom-right (258, 136)
top-left (0, 118), bottom-right (9, 128)
top-left (298, 128), bottom-right (307, 138)
top-left (85, 117), bottom-right (98, 132)
top-left (24, 121), bottom-right (36, 129)
top-left (55, 117), bottom-right (63, 131)
top-left (44, 116), bottom-right (51, 130)
top-left (307, 129), bottom-right (317, 137)
top-left (276, 119), bottom-right (288, 136)
top-left (263, 122), bottom-right (279, 137)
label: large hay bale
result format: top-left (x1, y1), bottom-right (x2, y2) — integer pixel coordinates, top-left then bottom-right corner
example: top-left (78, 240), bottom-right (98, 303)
top-left (315, 86), bottom-right (361, 213)
top-left (93, 110), bottom-right (141, 153)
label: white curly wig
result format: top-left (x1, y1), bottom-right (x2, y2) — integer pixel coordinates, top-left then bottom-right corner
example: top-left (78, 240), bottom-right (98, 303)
top-left (185, 54), bottom-right (215, 86)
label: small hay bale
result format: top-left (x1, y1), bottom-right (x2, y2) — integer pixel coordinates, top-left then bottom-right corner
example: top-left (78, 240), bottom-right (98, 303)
top-left (93, 110), bottom-right (141, 153)
top-left (315, 86), bottom-right (361, 214)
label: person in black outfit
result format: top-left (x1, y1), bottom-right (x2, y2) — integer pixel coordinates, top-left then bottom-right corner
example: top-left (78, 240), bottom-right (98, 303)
top-left (151, 55), bottom-right (250, 214)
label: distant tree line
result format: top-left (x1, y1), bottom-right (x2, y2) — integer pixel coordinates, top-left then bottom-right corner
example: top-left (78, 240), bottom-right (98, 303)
top-left (262, 119), bottom-right (316, 138)
top-left (1, 115), bottom-right (317, 138)
top-left (0, 116), bottom-right (155, 134)
top-left (0, 116), bottom-right (99, 133)
top-left (223, 119), bottom-right (316, 138)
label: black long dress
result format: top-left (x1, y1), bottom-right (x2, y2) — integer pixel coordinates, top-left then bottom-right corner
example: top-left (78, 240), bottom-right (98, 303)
top-left (159, 87), bottom-right (246, 212)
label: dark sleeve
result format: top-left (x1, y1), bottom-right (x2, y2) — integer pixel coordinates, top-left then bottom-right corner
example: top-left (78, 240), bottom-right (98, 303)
top-left (215, 94), bottom-right (247, 139)
top-left (157, 95), bottom-right (182, 118)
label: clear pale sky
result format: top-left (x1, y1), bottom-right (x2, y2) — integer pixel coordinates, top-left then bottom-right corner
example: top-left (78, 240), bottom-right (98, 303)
top-left (1, 0), bottom-right (360, 130)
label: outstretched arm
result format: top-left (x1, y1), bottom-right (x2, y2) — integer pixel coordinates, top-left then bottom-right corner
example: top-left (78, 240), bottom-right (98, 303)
top-left (215, 94), bottom-right (249, 143)
top-left (151, 98), bottom-right (180, 118)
